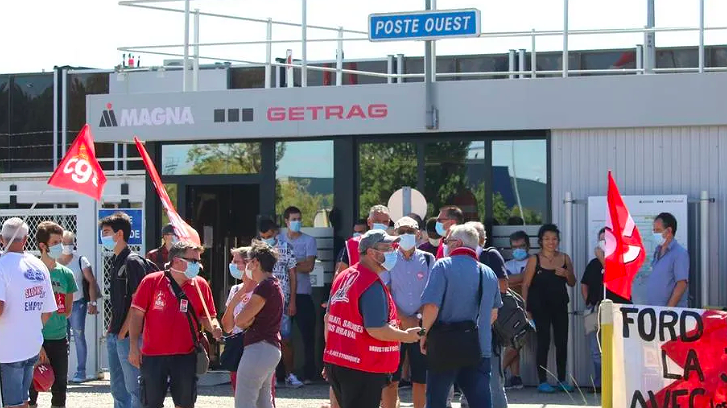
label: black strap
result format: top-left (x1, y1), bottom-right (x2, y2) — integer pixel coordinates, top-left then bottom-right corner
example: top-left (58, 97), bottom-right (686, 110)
top-left (165, 271), bottom-right (202, 348)
top-left (440, 262), bottom-right (484, 323)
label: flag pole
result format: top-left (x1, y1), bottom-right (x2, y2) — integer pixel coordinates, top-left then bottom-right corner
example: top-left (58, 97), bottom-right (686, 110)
top-left (193, 281), bottom-right (214, 327)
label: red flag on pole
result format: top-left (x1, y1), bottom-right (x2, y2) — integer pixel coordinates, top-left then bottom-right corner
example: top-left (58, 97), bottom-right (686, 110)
top-left (47, 125), bottom-right (107, 201)
top-left (134, 137), bottom-right (201, 246)
top-left (603, 171), bottom-right (646, 300)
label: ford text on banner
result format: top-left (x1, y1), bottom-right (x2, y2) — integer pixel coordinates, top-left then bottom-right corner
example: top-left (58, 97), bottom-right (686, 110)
top-left (604, 171), bottom-right (646, 300)
top-left (47, 124), bottom-right (107, 201)
top-left (134, 137), bottom-right (201, 246)
top-left (608, 303), bottom-right (727, 408)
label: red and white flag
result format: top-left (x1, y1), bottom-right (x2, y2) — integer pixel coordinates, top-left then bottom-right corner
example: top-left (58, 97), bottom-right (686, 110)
top-left (47, 125), bottom-right (107, 201)
top-left (603, 171), bottom-right (645, 300)
top-left (134, 137), bottom-right (201, 246)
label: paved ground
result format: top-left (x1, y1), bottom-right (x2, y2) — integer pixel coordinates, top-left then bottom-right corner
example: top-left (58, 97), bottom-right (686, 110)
top-left (36, 381), bottom-right (602, 407)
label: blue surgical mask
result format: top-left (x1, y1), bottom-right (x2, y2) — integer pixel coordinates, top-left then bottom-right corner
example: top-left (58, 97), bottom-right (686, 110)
top-left (101, 235), bottom-right (116, 251)
top-left (372, 223), bottom-right (388, 231)
top-left (381, 251), bottom-right (398, 271)
top-left (512, 248), bottom-right (528, 261)
top-left (289, 221), bottom-right (302, 232)
top-left (48, 243), bottom-right (64, 259)
top-left (229, 263), bottom-right (243, 280)
top-left (262, 237), bottom-right (276, 246)
top-left (398, 234), bottom-right (417, 251)
top-left (653, 232), bottom-right (666, 246)
top-left (183, 259), bottom-right (201, 279)
top-left (435, 222), bottom-right (447, 237)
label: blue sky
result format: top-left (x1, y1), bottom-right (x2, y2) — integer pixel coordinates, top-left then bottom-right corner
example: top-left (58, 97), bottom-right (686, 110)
top-left (1, 0), bottom-right (725, 74)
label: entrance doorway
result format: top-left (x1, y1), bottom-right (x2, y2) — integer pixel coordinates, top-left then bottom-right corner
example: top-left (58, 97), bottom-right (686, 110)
top-left (186, 184), bottom-right (260, 317)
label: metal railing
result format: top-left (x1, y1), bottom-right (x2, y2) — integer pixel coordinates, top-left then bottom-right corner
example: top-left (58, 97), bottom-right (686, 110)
top-left (116, 0), bottom-right (727, 89)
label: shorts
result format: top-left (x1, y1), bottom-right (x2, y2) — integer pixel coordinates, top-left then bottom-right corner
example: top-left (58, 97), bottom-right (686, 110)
top-left (0, 354), bottom-right (39, 407)
top-left (280, 312), bottom-right (292, 340)
top-left (140, 353), bottom-right (197, 408)
top-left (393, 342), bottom-right (427, 384)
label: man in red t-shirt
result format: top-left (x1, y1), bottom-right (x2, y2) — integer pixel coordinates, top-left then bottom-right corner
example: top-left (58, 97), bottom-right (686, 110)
top-left (128, 241), bottom-right (223, 408)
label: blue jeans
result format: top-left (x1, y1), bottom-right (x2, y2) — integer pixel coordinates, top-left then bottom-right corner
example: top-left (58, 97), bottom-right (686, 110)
top-left (69, 300), bottom-right (88, 377)
top-left (427, 357), bottom-right (492, 408)
top-left (0, 354), bottom-right (38, 407)
top-left (490, 348), bottom-right (508, 408)
top-left (107, 334), bottom-right (141, 408)
top-left (587, 331), bottom-right (602, 387)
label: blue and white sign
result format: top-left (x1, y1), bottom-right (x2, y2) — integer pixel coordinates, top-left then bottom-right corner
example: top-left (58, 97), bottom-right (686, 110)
top-left (368, 9), bottom-right (481, 42)
top-left (98, 209), bottom-right (143, 246)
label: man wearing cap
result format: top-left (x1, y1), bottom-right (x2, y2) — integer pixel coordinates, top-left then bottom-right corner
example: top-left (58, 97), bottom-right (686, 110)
top-left (0, 218), bottom-right (57, 408)
top-left (146, 224), bottom-right (177, 271)
top-left (334, 205), bottom-right (391, 276)
top-left (324, 230), bottom-right (422, 408)
top-left (382, 217), bottom-right (434, 408)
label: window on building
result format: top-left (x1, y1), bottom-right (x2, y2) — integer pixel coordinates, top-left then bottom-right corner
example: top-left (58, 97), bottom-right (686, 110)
top-left (161, 183), bottom-right (177, 226)
top-left (161, 142), bottom-right (262, 175)
top-left (491, 139), bottom-right (547, 225)
top-left (275, 140), bottom-right (334, 227)
top-left (229, 67), bottom-right (265, 89)
top-left (358, 142), bottom-right (417, 219)
top-left (0, 76), bottom-right (8, 173)
top-left (424, 141), bottom-right (485, 222)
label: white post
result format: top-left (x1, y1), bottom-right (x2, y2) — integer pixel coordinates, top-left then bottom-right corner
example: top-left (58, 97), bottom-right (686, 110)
top-left (531, 29), bottom-right (537, 78)
top-left (265, 18), bottom-right (273, 89)
top-left (61, 68), bottom-right (68, 155)
top-left (286, 49), bottom-right (294, 88)
top-left (645, 0), bottom-right (656, 73)
top-left (123, 144), bottom-right (128, 172)
top-left (53, 69), bottom-right (58, 168)
top-left (564, 191), bottom-right (575, 381)
top-left (636, 44), bottom-right (644, 74)
top-left (113, 144), bottom-right (119, 175)
top-left (336, 27), bottom-right (344, 86)
top-left (397, 54), bottom-right (404, 84)
top-left (700, 191), bottom-right (709, 306)
top-left (183, 0), bottom-right (190, 92)
top-left (301, 0), bottom-right (308, 87)
top-left (431, 0), bottom-right (437, 82)
top-left (518, 49), bottom-right (526, 78)
top-left (562, 0), bottom-right (569, 77)
top-left (193, 8), bottom-right (200, 92)
top-left (698, 0), bottom-right (705, 73)
top-left (508, 49), bottom-right (516, 79)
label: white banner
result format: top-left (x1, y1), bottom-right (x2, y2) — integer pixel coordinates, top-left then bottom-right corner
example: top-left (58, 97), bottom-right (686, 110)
top-left (608, 303), bottom-right (726, 408)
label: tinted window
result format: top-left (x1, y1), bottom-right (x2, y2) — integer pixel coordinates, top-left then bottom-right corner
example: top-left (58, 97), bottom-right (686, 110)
top-left (359, 142), bottom-right (417, 219)
top-left (229, 67), bottom-right (265, 89)
top-left (276, 141), bottom-right (334, 227)
top-left (657, 48), bottom-right (698, 69)
top-left (161, 142), bottom-right (262, 175)
top-left (7, 74), bottom-right (54, 172)
top-left (0, 76), bottom-right (8, 172)
top-left (491, 139), bottom-right (547, 225)
top-left (457, 55), bottom-right (510, 80)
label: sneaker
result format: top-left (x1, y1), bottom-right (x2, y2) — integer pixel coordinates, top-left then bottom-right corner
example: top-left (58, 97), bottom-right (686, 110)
top-left (286, 373), bottom-right (304, 388)
top-left (460, 394), bottom-right (469, 408)
top-left (446, 385), bottom-right (454, 408)
top-left (558, 382), bottom-right (575, 393)
top-left (509, 376), bottom-right (524, 390)
top-left (69, 373), bottom-right (87, 384)
top-left (538, 382), bottom-right (556, 393)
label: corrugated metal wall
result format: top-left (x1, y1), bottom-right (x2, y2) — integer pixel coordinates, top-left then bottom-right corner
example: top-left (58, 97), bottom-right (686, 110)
top-left (550, 126), bottom-right (727, 385)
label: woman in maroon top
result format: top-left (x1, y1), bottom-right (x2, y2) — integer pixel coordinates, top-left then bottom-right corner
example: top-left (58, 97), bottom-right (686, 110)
top-left (234, 240), bottom-right (284, 408)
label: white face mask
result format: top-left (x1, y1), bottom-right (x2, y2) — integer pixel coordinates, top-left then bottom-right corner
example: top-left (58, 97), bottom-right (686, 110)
top-left (62, 244), bottom-right (74, 255)
top-left (428, 238), bottom-right (441, 247)
top-left (245, 265), bottom-right (253, 280)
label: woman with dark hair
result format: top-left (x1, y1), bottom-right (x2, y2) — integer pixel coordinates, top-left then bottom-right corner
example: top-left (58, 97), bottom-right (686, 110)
top-left (521, 224), bottom-right (576, 393)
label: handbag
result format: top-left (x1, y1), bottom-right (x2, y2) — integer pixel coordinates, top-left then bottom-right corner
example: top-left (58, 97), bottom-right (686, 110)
top-left (165, 272), bottom-right (210, 375)
top-left (219, 332), bottom-right (245, 372)
top-left (426, 265), bottom-right (483, 372)
top-left (584, 304), bottom-right (599, 334)
top-left (79, 256), bottom-right (102, 302)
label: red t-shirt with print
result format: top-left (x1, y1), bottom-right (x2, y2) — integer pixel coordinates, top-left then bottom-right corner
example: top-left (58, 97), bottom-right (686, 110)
top-left (131, 271), bottom-right (217, 356)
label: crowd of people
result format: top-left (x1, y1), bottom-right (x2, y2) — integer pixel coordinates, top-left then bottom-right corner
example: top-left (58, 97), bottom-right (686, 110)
top-left (0, 201), bottom-right (689, 408)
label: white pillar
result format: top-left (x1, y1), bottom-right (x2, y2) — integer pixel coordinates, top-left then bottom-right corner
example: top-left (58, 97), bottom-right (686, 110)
top-left (700, 191), bottom-right (710, 306)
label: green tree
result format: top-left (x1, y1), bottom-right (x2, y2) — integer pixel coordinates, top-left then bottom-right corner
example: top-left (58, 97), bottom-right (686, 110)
top-left (187, 143), bottom-right (263, 174)
top-left (275, 178), bottom-right (333, 227)
top-left (358, 142), bottom-right (417, 218)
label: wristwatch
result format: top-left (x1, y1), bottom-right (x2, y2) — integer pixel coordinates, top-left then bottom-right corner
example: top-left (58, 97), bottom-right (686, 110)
top-left (88, 301), bottom-right (98, 306)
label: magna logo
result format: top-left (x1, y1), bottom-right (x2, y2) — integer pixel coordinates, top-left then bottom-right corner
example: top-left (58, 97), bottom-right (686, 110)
top-left (99, 103), bottom-right (194, 127)
top-left (267, 104), bottom-right (388, 122)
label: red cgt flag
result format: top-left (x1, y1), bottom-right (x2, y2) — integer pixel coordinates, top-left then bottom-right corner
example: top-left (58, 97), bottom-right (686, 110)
top-left (48, 125), bottom-right (107, 201)
top-left (134, 137), bottom-right (201, 246)
top-left (603, 171), bottom-right (646, 300)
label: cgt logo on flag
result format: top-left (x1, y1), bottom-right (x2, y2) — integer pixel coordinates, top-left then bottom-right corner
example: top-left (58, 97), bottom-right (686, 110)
top-left (48, 125), bottom-right (107, 201)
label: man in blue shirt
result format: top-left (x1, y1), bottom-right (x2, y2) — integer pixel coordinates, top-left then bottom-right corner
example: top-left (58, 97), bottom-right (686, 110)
top-left (420, 224), bottom-right (503, 408)
top-left (647, 212), bottom-right (690, 308)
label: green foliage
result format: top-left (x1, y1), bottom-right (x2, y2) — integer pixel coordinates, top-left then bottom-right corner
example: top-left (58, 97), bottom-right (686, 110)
top-left (187, 143), bottom-right (262, 175)
top-left (358, 143), bottom-right (418, 218)
top-left (275, 178), bottom-right (333, 227)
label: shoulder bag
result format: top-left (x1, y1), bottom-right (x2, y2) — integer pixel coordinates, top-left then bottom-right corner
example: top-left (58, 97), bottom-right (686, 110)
top-left (165, 271), bottom-right (210, 375)
top-left (425, 265), bottom-right (483, 372)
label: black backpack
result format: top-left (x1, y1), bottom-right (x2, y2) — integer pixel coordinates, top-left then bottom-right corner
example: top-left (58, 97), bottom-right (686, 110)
top-left (493, 289), bottom-right (535, 350)
top-left (118, 252), bottom-right (160, 301)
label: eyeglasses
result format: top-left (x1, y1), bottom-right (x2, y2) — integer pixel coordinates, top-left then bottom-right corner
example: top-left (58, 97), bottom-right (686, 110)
top-left (180, 257), bottom-right (201, 264)
top-left (444, 238), bottom-right (460, 245)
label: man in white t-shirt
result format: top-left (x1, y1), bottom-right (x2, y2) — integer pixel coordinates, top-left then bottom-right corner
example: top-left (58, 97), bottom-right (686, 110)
top-left (502, 230), bottom-right (531, 390)
top-left (0, 217), bottom-right (57, 408)
top-left (58, 230), bottom-right (100, 383)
